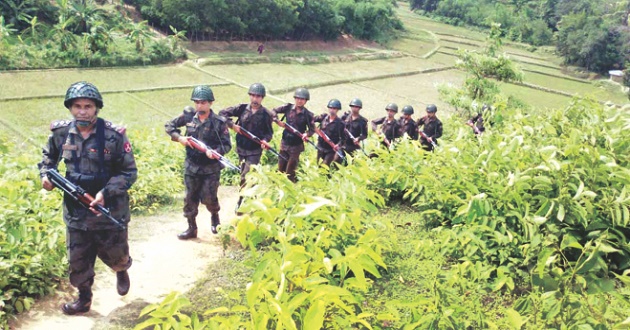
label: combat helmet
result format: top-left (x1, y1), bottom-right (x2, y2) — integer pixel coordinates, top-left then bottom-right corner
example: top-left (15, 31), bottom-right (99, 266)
top-left (191, 85), bottom-right (215, 101)
top-left (64, 81), bottom-right (103, 109)
top-left (293, 87), bottom-right (310, 100)
top-left (248, 83), bottom-right (266, 97)
top-left (402, 105), bottom-right (414, 115)
top-left (349, 98), bottom-right (363, 108)
top-left (327, 99), bottom-right (342, 109)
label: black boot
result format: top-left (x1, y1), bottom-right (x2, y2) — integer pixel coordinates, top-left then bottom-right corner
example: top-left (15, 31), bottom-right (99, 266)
top-left (62, 288), bottom-right (92, 315)
top-left (211, 213), bottom-right (220, 235)
top-left (116, 270), bottom-right (130, 296)
top-left (177, 218), bottom-right (198, 240)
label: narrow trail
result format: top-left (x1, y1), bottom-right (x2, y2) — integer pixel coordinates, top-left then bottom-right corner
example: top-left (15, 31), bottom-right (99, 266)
top-left (10, 186), bottom-right (240, 330)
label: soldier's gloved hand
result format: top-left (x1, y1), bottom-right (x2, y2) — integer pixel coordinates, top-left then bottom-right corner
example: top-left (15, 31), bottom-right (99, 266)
top-left (178, 136), bottom-right (190, 147)
top-left (90, 191), bottom-right (106, 216)
top-left (42, 176), bottom-right (54, 191)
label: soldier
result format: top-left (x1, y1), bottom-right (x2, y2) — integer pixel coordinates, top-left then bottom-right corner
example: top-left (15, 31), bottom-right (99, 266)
top-left (38, 82), bottom-right (137, 315)
top-left (165, 85), bottom-right (231, 239)
top-left (314, 99), bottom-right (346, 167)
top-left (371, 103), bottom-right (402, 148)
top-left (341, 98), bottom-right (368, 156)
top-left (272, 87), bottom-right (315, 182)
top-left (219, 83), bottom-right (274, 211)
top-left (399, 105), bottom-right (419, 140)
top-left (417, 104), bottom-right (443, 151)
top-left (467, 104), bottom-right (487, 135)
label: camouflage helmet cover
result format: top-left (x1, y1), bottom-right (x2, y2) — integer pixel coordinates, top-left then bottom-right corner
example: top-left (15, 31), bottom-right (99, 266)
top-left (64, 81), bottom-right (103, 109)
top-left (191, 85), bottom-right (215, 101)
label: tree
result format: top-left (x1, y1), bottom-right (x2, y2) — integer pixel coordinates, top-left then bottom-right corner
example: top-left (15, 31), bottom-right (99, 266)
top-left (48, 16), bottom-right (77, 52)
top-left (126, 20), bottom-right (151, 51)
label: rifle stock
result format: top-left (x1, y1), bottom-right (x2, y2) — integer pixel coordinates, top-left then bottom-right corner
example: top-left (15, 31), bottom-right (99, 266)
top-left (232, 126), bottom-right (287, 161)
top-left (315, 127), bottom-right (345, 160)
top-left (344, 128), bottom-right (368, 156)
top-left (274, 119), bottom-right (321, 151)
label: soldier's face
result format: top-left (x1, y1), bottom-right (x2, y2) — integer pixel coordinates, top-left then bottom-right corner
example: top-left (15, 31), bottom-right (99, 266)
top-left (427, 111), bottom-right (436, 118)
top-left (387, 110), bottom-right (396, 118)
top-left (249, 93), bottom-right (263, 107)
top-left (350, 105), bottom-right (361, 114)
top-left (70, 98), bottom-right (98, 122)
top-left (294, 97), bottom-right (307, 108)
top-left (328, 107), bottom-right (339, 117)
top-left (194, 100), bottom-right (212, 114)
top-left (403, 114), bottom-right (411, 120)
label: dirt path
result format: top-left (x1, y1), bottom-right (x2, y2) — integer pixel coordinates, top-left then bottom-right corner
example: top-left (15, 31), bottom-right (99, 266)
top-left (10, 186), bottom-right (240, 330)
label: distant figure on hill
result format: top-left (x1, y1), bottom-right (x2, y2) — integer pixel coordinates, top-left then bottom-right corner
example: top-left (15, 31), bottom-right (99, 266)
top-left (257, 43), bottom-right (264, 54)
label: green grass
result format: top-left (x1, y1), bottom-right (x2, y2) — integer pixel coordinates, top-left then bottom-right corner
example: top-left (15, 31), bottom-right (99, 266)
top-left (498, 82), bottom-right (573, 109)
top-left (522, 72), bottom-right (629, 104)
top-left (390, 38), bottom-right (436, 56)
top-left (311, 57), bottom-right (446, 80)
top-left (0, 65), bottom-right (223, 99)
top-left (202, 63), bottom-right (338, 91)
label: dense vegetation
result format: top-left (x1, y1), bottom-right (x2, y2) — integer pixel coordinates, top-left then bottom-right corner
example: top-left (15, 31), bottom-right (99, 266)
top-left (136, 94), bottom-right (630, 328)
top-left (0, 0), bottom-right (186, 70)
top-left (125, 0), bottom-right (403, 42)
top-left (407, 0), bottom-right (630, 74)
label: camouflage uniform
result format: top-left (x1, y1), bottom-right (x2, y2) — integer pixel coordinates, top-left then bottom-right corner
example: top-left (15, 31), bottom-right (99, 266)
top-left (372, 117), bottom-right (402, 146)
top-left (314, 114), bottom-right (346, 166)
top-left (398, 117), bottom-right (419, 140)
top-left (417, 116), bottom-right (443, 151)
top-left (165, 107), bottom-right (231, 221)
top-left (38, 118), bottom-right (137, 292)
top-left (273, 103), bottom-right (315, 182)
top-left (219, 104), bottom-right (274, 187)
top-left (341, 111), bottom-right (368, 155)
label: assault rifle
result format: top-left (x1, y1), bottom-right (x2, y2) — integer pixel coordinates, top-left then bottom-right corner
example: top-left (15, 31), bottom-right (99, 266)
top-left (344, 128), bottom-right (368, 156)
top-left (273, 118), bottom-right (321, 151)
top-left (187, 137), bottom-right (241, 172)
top-left (315, 127), bottom-right (345, 160)
top-left (231, 125), bottom-right (287, 161)
top-left (46, 169), bottom-right (126, 229)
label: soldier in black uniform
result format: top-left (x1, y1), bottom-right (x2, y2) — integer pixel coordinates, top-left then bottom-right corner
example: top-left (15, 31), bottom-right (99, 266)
top-left (38, 82), bottom-right (137, 315)
top-left (273, 87), bottom-right (315, 182)
top-left (398, 105), bottom-right (419, 140)
top-left (371, 103), bottom-right (402, 148)
top-left (165, 85), bottom-right (231, 239)
top-left (219, 83), bottom-right (274, 211)
top-left (314, 99), bottom-right (346, 167)
top-left (417, 104), bottom-right (443, 151)
top-left (341, 98), bottom-right (368, 156)
top-left (467, 104), bottom-right (487, 135)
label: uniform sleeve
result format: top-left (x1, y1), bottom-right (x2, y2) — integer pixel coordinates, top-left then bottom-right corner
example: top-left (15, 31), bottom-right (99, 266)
top-left (432, 121), bottom-right (443, 139)
top-left (38, 132), bottom-right (62, 178)
top-left (359, 119), bottom-right (368, 141)
top-left (417, 117), bottom-right (426, 129)
top-left (306, 112), bottom-right (315, 137)
top-left (313, 113), bottom-right (325, 124)
top-left (338, 122), bottom-right (346, 146)
top-left (272, 104), bottom-right (291, 118)
top-left (371, 117), bottom-right (385, 131)
top-left (262, 113), bottom-right (274, 142)
top-left (340, 111), bottom-right (350, 121)
top-left (165, 113), bottom-right (190, 141)
top-left (103, 133), bottom-right (137, 198)
top-left (218, 105), bottom-right (243, 128)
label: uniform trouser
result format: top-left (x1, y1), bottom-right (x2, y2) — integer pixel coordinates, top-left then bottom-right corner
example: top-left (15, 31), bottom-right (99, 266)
top-left (317, 149), bottom-right (342, 167)
top-left (184, 173), bottom-right (221, 221)
top-left (238, 153), bottom-right (262, 188)
top-left (67, 227), bottom-right (132, 291)
top-left (278, 143), bottom-right (304, 182)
